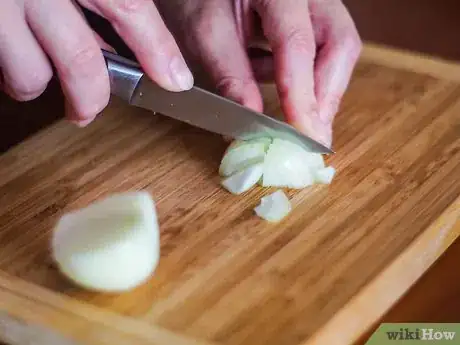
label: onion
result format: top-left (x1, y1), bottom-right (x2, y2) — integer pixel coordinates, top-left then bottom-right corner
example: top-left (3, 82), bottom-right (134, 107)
top-left (315, 166), bottom-right (336, 184)
top-left (219, 138), bottom-right (271, 177)
top-left (254, 190), bottom-right (292, 222)
top-left (261, 138), bottom-right (324, 188)
top-left (219, 137), bottom-right (334, 192)
top-left (218, 136), bottom-right (335, 221)
top-left (51, 191), bottom-right (160, 293)
top-left (221, 162), bottom-right (264, 195)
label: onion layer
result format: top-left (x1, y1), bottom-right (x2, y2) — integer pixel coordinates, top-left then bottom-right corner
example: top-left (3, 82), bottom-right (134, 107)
top-left (221, 162), bottom-right (264, 195)
top-left (219, 138), bottom-right (271, 177)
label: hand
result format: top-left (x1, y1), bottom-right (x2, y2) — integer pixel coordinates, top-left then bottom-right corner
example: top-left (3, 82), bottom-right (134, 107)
top-left (0, 0), bottom-right (194, 126)
top-left (156, 0), bottom-right (361, 148)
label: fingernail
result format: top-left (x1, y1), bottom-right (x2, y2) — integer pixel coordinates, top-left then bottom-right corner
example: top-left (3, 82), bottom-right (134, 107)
top-left (169, 57), bottom-right (194, 91)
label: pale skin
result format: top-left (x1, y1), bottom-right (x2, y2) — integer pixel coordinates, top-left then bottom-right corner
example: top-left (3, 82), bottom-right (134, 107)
top-left (0, 0), bottom-right (361, 148)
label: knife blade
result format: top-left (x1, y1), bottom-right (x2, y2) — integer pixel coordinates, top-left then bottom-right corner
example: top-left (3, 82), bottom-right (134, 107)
top-left (102, 50), bottom-right (333, 154)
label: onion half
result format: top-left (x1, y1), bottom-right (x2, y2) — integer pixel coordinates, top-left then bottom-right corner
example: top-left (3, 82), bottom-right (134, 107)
top-left (51, 191), bottom-right (160, 293)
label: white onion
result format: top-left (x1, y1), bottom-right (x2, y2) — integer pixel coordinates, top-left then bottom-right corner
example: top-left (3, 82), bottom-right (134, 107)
top-left (254, 190), bottom-right (292, 222)
top-left (219, 138), bottom-right (271, 177)
top-left (315, 166), bottom-right (336, 184)
top-left (51, 191), bottom-right (160, 293)
top-left (221, 162), bottom-right (264, 195)
top-left (261, 138), bottom-right (322, 188)
top-left (218, 136), bottom-right (336, 221)
top-left (219, 137), bottom-right (334, 190)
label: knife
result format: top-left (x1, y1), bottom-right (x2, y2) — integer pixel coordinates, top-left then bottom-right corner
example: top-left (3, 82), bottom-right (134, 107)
top-left (101, 49), bottom-right (333, 154)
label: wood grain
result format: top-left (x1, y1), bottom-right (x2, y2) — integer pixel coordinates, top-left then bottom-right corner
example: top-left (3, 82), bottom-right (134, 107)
top-left (0, 46), bottom-right (459, 345)
top-left (355, 237), bottom-right (460, 345)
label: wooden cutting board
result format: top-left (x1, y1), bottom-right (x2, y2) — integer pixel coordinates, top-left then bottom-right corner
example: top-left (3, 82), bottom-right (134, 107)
top-left (0, 44), bottom-right (459, 345)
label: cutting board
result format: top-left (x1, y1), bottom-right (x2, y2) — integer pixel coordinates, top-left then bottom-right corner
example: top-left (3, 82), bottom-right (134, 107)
top-left (0, 44), bottom-right (459, 345)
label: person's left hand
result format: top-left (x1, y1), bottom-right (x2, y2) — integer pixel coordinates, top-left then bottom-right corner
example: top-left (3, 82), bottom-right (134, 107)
top-left (156, 0), bottom-right (362, 148)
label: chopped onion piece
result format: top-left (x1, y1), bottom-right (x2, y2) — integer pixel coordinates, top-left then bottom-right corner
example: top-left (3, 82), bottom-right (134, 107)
top-left (221, 163), bottom-right (264, 195)
top-left (254, 190), bottom-right (292, 222)
top-left (262, 138), bottom-right (318, 188)
top-left (315, 166), bottom-right (336, 184)
top-left (219, 136), bottom-right (336, 194)
top-left (219, 138), bottom-right (270, 177)
top-left (51, 191), bottom-right (160, 293)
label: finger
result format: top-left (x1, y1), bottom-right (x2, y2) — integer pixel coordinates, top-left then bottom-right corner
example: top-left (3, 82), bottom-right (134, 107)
top-left (189, 2), bottom-right (263, 112)
top-left (234, 0), bottom-right (255, 47)
top-left (252, 0), bottom-right (331, 146)
top-left (0, 0), bottom-right (52, 101)
top-left (70, 0), bottom-right (117, 53)
top-left (79, 0), bottom-right (193, 92)
top-left (310, 0), bottom-right (362, 124)
top-left (65, 99), bottom-right (93, 127)
top-left (24, 0), bottom-right (109, 123)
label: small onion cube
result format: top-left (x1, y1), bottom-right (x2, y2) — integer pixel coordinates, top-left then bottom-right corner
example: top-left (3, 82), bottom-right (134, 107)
top-left (254, 190), bottom-right (292, 222)
top-left (315, 166), bottom-right (336, 184)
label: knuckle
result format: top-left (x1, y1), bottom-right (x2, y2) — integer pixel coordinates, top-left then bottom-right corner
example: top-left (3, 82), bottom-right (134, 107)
top-left (62, 45), bottom-right (101, 79)
top-left (106, 0), bottom-right (150, 17)
top-left (153, 33), bottom-right (178, 56)
top-left (70, 45), bottom-right (99, 70)
top-left (280, 28), bottom-right (316, 58)
top-left (189, 5), bottom-right (216, 38)
top-left (216, 76), bottom-right (256, 96)
top-left (183, 6), bottom-right (218, 55)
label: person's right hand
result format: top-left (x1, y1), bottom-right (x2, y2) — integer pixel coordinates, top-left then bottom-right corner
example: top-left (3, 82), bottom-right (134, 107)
top-left (0, 0), bottom-right (194, 126)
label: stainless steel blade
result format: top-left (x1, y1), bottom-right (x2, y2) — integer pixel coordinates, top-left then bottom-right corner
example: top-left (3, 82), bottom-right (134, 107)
top-left (103, 49), bottom-right (333, 154)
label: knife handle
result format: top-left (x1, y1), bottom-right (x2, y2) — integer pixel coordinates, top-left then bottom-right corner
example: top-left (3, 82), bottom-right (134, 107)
top-left (101, 49), bottom-right (144, 103)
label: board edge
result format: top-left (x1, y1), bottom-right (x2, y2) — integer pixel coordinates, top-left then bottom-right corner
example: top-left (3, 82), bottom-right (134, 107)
top-left (0, 272), bottom-right (218, 345)
top-left (301, 195), bottom-right (460, 345)
top-left (360, 42), bottom-right (460, 83)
